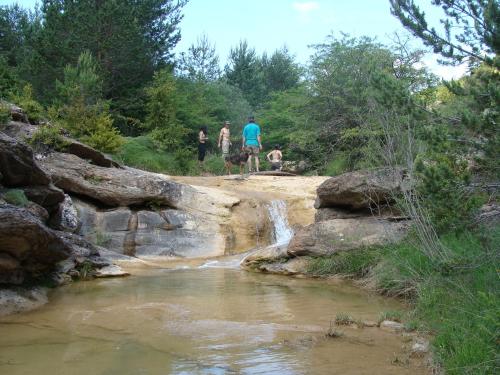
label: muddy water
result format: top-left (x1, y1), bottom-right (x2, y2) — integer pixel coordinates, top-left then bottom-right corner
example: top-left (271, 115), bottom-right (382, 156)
top-left (0, 268), bottom-right (424, 375)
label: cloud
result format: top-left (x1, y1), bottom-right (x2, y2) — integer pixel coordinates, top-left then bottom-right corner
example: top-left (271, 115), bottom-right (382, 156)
top-left (292, 2), bottom-right (320, 13)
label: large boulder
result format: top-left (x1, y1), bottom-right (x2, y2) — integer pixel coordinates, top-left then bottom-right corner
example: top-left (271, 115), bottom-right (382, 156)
top-left (0, 132), bottom-right (50, 186)
top-left (0, 204), bottom-right (71, 284)
top-left (63, 138), bottom-right (121, 168)
top-left (40, 152), bottom-right (185, 207)
top-left (48, 194), bottom-right (80, 232)
top-left (287, 218), bottom-right (409, 257)
top-left (315, 168), bottom-right (407, 210)
top-left (22, 184), bottom-right (65, 212)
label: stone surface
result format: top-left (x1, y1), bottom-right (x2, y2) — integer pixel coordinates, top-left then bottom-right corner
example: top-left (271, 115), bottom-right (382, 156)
top-left (40, 152), bottom-right (186, 207)
top-left (0, 132), bottom-right (50, 187)
top-left (315, 168), bottom-right (407, 210)
top-left (287, 218), bottom-right (409, 257)
top-left (0, 204), bottom-right (71, 284)
top-left (94, 265), bottom-right (129, 278)
top-left (240, 244), bottom-right (288, 270)
top-left (410, 338), bottom-right (430, 358)
top-left (49, 194), bottom-right (80, 232)
top-left (0, 287), bottom-right (48, 316)
top-left (64, 138), bottom-right (121, 168)
top-left (379, 320), bottom-right (405, 333)
top-left (22, 184), bottom-right (65, 212)
top-left (254, 257), bottom-right (310, 275)
top-left (7, 103), bottom-right (29, 123)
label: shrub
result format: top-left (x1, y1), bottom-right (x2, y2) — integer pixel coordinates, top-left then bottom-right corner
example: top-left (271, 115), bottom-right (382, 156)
top-left (306, 248), bottom-right (381, 277)
top-left (0, 102), bottom-right (10, 125)
top-left (28, 124), bottom-right (68, 152)
top-left (10, 84), bottom-right (45, 123)
top-left (3, 189), bottom-right (29, 207)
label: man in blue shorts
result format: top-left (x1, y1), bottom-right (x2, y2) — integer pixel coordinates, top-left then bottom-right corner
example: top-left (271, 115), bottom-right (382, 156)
top-left (241, 116), bottom-right (262, 172)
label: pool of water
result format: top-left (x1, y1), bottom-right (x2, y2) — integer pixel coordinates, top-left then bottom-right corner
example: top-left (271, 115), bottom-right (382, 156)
top-left (0, 268), bottom-right (424, 374)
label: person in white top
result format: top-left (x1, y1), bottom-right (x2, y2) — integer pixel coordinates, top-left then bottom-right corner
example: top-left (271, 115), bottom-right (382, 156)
top-left (266, 144), bottom-right (283, 171)
top-left (218, 121), bottom-right (231, 159)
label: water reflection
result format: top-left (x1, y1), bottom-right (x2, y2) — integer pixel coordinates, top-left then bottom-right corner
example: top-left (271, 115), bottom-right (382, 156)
top-left (0, 269), bottom-right (422, 375)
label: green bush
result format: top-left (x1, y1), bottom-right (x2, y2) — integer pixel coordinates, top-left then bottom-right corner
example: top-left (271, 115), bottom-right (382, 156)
top-left (3, 189), bottom-right (29, 207)
top-left (10, 84), bottom-right (45, 123)
top-left (28, 124), bottom-right (68, 152)
top-left (0, 102), bottom-right (10, 125)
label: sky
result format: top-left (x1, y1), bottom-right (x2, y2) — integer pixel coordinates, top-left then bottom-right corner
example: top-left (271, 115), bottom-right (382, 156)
top-left (1, 0), bottom-right (467, 79)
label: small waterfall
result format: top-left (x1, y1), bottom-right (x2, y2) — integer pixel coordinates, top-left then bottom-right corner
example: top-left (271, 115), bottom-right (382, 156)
top-left (266, 200), bottom-right (294, 246)
top-left (199, 200), bottom-right (294, 269)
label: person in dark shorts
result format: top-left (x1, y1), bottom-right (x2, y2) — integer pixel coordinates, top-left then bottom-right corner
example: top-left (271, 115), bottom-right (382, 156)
top-left (266, 144), bottom-right (283, 171)
top-left (198, 126), bottom-right (208, 166)
top-left (241, 116), bottom-right (262, 172)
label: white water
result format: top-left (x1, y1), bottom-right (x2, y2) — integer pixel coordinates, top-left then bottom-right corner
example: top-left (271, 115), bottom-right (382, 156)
top-left (266, 200), bottom-right (294, 246)
top-left (199, 200), bottom-right (294, 269)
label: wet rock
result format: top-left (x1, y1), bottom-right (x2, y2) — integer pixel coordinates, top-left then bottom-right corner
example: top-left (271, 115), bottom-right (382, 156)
top-left (315, 167), bottom-right (407, 210)
top-left (255, 257), bottom-right (310, 275)
top-left (379, 320), bottom-right (405, 332)
top-left (49, 194), bottom-right (80, 232)
top-left (240, 245), bottom-right (288, 270)
top-left (361, 320), bottom-right (378, 327)
top-left (287, 218), bottom-right (409, 257)
top-left (94, 265), bottom-right (129, 278)
top-left (0, 287), bottom-right (48, 316)
top-left (0, 132), bottom-right (51, 187)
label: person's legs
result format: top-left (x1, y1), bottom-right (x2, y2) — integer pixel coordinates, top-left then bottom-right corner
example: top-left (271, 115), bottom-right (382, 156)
top-left (254, 155), bottom-right (260, 172)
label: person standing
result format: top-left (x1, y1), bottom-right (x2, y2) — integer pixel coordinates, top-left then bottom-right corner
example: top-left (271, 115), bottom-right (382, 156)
top-left (266, 144), bottom-right (283, 171)
top-left (218, 121), bottom-right (231, 159)
top-left (241, 116), bottom-right (262, 172)
top-left (198, 126), bottom-right (208, 167)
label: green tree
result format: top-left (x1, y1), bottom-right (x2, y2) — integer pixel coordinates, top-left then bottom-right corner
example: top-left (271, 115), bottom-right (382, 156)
top-left (176, 34), bottom-right (221, 81)
top-left (390, 0), bottom-right (500, 67)
top-left (261, 46), bottom-right (302, 94)
top-left (225, 40), bottom-right (265, 109)
top-left (55, 51), bottom-right (123, 152)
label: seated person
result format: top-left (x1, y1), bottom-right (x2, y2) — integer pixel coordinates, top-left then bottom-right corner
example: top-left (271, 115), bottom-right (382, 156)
top-left (266, 145), bottom-right (283, 171)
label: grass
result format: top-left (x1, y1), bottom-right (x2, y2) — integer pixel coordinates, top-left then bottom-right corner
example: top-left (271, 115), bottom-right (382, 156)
top-left (378, 310), bottom-right (404, 324)
top-left (113, 135), bottom-right (277, 176)
top-left (305, 227), bottom-right (500, 375)
top-left (334, 312), bottom-right (355, 326)
top-left (2, 189), bottom-right (29, 207)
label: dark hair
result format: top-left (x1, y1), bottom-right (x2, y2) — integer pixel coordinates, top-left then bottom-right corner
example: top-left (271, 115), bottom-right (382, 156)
top-left (200, 126), bottom-right (208, 135)
top-left (274, 144), bottom-right (281, 150)
top-left (248, 116), bottom-right (255, 123)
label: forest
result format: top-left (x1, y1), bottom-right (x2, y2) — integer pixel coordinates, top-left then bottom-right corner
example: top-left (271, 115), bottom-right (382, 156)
top-left (0, 0), bottom-right (499, 374)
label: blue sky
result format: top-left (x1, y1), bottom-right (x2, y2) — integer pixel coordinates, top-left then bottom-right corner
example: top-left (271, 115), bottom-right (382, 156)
top-left (1, 0), bottom-right (466, 79)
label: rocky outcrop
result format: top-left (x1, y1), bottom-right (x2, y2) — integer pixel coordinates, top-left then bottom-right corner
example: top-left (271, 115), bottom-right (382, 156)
top-left (49, 194), bottom-right (80, 232)
top-left (0, 132), bottom-right (51, 186)
top-left (315, 168), bottom-right (407, 210)
top-left (40, 152), bottom-right (184, 207)
top-left (0, 204), bottom-right (71, 284)
top-left (287, 218), bottom-right (409, 257)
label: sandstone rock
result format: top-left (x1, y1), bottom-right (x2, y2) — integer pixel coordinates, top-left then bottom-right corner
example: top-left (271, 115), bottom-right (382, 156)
top-left (379, 320), bottom-right (405, 332)
top-left (64, 138), bottom-right (121, 168)
top-left (40, 152), bottom-right (184, 207)
top-left (410, 338), bottom-right (430, 358)
top-left (282, 160), bottom-right (308, 174)
top-left (315, 168), bottom-right (407, 210)
top-left (49, 194), bottom-right (80, 232)
top-left (287, 218), bottom-right (409, 257)
top-left (25, 201), bottom-right (49, 222)
top-left (315, 207), bottom-right (367, 221)
top-left (22, 184), bottom-right (65, 211)
top-left (94, 265), bottom-right (129, 278)
top-left (255, 257), bottom-right (310, 275)
top-left (0, 287), bottom-right (48, 316)
top-left (2, 120), bottom-right (37, 139)
top-left (0, 204), bottom-right (71, 284)
top-left (7, 103), bottom-right (29, 123)
top-left (240, 244), bottom-right (288, 270)
top-left (0, 132), bottom-right (50, 187)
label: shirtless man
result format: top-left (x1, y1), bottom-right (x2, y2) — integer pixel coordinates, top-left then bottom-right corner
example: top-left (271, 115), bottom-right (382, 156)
top-left (266, 144), bottom-right (283, 171)
top-left (218, 121), bottom-right (231, 159)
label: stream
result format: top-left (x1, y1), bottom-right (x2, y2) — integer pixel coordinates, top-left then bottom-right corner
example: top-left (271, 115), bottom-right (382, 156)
top-left (0, 200), bottom-right (424, 374)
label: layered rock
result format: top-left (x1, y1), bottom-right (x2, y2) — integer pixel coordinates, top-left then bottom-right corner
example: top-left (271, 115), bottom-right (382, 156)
top-left (287, 218), bottom-right (409, 257)
top-left (315, 167), bottom-right (407, 210)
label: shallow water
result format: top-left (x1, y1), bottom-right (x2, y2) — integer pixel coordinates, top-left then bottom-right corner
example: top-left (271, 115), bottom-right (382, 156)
top-left (0, 268), bottom-right (424, 375)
